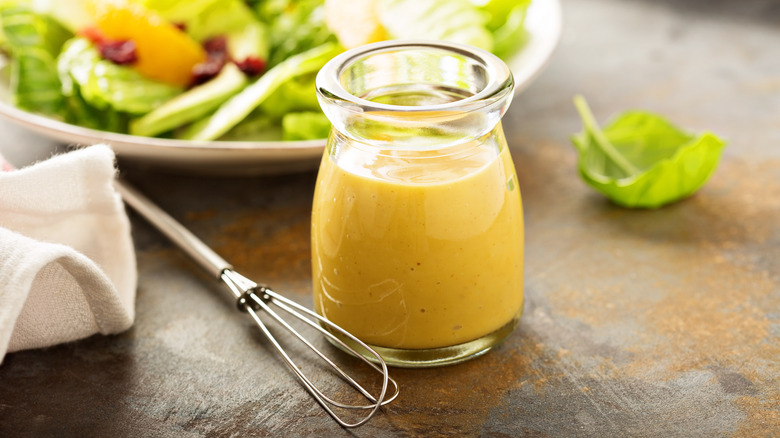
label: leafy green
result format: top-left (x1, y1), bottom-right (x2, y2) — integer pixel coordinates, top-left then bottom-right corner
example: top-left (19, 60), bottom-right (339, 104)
top-left (488, 0), bottom-right (530, 59)
top-left (9, 46), bottom-right (64, 114)
top-left (379, 0), bottom-right (493, 52)
top-left (215, 110), bottom-right (281, 141)
top-left (58, 37), bottom-right (183, 115)
top-left (227, 20), bottom-right (270, 63)
top-left (63, 85), bottom-right (127, 132)
top-left (130, 62), bottom-right (247, 137)
top-left (0, 3), bottom-right (70, 55)
top-left (570, 95), bottom-right (727, 208)
top-left (282, 111), bottom-right (331, 141)
top-left (0, 4), bottom-right (71, 115)
top-left (180, 42), bottom-right (340, 141)
top-left (258, 72), bottom-right (318, 119)
top-left (137, 0), bottom-right (223, 25)
top-left (255, 0), bottom-right (335, 68)
top-left (478, 0), bottom-right (528, 30)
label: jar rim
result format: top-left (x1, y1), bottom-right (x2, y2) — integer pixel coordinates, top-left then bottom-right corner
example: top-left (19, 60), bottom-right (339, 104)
top-left (315, 39), bottom-right (514, 114)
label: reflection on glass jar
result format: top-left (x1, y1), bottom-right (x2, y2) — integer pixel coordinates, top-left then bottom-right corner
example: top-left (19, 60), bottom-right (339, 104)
top-left (312, 40), bottom-right (524, 367)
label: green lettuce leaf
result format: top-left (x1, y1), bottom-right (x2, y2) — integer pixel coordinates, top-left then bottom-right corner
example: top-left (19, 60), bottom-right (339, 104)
top-left (63, 84), bottom-right (127, 132)
top-left (214, 110), bottom-right (281, 141)
top-left (570, 95), bottom-right (727, 208)
top-left (258, 72), bottom-right (318, 119)
top-left (137, 0), bottom-right (221, 25)
top-left (0, 4), bottom-right (71, 115)
top-left (8, 46), bottom-right (64, 114)
top-left (486, 0), bottom-right (531, 59)
top-left (58, 37), bottom-right (183, 115)
top-left (379, 0), bottom-right (493, 52)
top-left (476, 0), bottom-right (529, 31)
top-left (282, 111), bottom-right (330, 141)
top-left (254, 0), bottom-right (335, 68)
top-left (0, 4), bottom-right (71, 55)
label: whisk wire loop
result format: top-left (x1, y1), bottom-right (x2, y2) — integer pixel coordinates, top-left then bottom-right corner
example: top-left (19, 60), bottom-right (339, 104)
top-left (221, 269), bottom-right (399, 426)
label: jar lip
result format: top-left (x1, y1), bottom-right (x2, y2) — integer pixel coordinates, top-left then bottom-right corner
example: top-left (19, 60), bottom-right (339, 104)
top-left (316, 39), bottom-right (514, 113)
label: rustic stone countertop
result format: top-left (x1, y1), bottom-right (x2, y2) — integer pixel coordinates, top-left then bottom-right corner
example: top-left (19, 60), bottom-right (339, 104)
top-left (1, 0), bottom-right (778, 436)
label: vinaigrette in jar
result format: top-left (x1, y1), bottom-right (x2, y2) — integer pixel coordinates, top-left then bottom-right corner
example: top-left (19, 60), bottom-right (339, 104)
top-left (312, 41), bottom-right (523, 367)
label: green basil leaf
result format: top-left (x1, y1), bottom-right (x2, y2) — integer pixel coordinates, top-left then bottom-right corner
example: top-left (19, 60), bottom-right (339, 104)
top-left (570, 95), bottom-right (726, 208)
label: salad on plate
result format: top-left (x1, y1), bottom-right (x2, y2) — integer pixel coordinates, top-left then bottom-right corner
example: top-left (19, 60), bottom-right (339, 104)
top-left (0, 0), bottom-right (532, 144)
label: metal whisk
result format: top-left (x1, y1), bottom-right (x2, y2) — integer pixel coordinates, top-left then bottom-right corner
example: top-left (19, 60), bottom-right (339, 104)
top-left (115, 179), bottom-right (398, 428)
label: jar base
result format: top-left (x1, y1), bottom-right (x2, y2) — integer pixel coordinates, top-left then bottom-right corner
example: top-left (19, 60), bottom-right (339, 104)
top-left (325, 317), bottom-right (520, 368)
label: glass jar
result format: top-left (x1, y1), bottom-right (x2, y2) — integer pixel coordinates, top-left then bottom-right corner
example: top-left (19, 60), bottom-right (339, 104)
top-left (312, 40), bottom-right (524, 367)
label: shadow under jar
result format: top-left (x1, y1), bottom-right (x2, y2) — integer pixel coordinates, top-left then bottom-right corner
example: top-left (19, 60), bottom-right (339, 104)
top-left (312, 40), bottom-right (524, 367)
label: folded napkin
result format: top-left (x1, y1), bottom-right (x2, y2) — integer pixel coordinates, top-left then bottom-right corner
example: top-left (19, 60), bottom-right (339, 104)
top-left (0, 145), bottom-right (136, 362)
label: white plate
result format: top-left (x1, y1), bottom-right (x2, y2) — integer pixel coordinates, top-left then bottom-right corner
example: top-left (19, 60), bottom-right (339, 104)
top-left (0, 0), bottom-right (561, 175)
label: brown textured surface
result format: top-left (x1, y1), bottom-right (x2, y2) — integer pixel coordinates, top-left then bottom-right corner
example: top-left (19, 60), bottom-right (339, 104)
top-left (1, 0), bottom-right (779, 436)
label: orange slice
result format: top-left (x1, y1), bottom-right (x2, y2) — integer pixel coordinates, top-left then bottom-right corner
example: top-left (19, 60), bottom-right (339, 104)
top-left (85, 0), bottom-right (206, 86)
top-left (324, 0), bottom-right (386, 49)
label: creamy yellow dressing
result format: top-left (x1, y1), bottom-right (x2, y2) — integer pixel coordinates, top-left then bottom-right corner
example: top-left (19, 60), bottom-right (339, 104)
top-left (311, 129), bottom-right (524, 349)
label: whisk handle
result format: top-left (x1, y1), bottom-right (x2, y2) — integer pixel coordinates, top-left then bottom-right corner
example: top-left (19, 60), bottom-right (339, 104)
top-left (115, 179), bottom-right (232, 279)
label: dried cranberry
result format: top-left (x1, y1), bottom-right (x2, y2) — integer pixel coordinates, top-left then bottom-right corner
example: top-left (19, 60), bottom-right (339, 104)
top-left (81, 27), bottom-right (138, 65)
top-left (190, 36), bottom-right (230, 85)
top-left (99, 40), bottom-right (137, 65)
top-left (191, 58), bottom-right (224, 85)
top-left (235, 56), bottom-right (266, 77)
top-left (202, 35), bottom-right (228, 56)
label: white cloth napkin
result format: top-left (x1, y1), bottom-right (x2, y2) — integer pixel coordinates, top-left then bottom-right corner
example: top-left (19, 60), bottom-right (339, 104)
top-left (0, 144), bottom-right (136, 362)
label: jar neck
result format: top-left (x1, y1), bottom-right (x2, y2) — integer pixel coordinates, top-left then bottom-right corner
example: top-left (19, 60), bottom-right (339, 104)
top-left (316, 40), bottom-right (514, 151)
